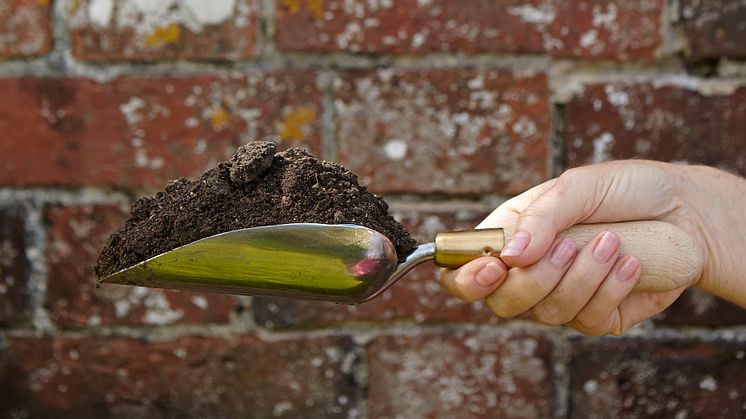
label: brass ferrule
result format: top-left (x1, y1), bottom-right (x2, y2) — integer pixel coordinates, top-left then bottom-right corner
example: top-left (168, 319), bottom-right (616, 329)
top-left (433, 228), bottom-right (505, 269)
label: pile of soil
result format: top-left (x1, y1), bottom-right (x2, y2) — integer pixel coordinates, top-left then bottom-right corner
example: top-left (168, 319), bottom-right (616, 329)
top-left (95, 141), bottom-right (417, 278)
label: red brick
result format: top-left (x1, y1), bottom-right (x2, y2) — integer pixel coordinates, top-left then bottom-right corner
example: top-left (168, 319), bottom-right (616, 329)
top-left (0, 334), bottom-right (359, 418)
top-left (680, 1), bottom-right (746, 59)
top-left (253, 203), bottom-right (504, 328)
top-left (68, 0), bottom-right (257, 61)
top-left (654, 288), bottom-right (746, 327)
top-left (46, 205), bottom-right (234, 326)
top-left (564, 82), bottom-right (746, 175)
top-left (569, 338), bottom-right (746, 418)
top-left (334, 69), bottom-right (549, 195)
top-left (0, 0), bottom-right (52, 59)
top-left (0, 206), bottom-right (31, 325)
top-left (277, 0), bottom-right (663, 60)
top-left (0, 74), bottom-right (321, 188)
top-left (368, 331), bottom-right (554, 418)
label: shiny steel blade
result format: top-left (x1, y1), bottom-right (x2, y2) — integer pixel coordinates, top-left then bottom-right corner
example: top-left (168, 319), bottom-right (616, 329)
top-left (99, 224), bottom-right (398, 304)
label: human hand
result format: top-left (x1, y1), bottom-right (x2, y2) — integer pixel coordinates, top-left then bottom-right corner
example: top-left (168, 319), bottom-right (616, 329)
top-left (441, 160), bottom-right (746, 335)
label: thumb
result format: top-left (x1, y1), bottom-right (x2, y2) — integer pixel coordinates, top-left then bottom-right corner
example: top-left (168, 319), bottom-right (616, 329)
top-left (500, 169), bottom-right (607, 267)
top-left (440, 257), bottom-right (507, 302)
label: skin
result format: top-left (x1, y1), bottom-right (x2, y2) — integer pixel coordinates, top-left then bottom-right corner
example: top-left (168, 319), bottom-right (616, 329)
top-left (440, 160), bottom-right (746, 336)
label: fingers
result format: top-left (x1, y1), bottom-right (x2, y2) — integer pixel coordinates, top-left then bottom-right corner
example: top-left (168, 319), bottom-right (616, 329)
top-left (484, 236), bottom-right (578, 318)
top-left (570, 285), bottom-right (685, 336)
top-left (440, 257), bottom-right (507, 302)
top-left (486, 231), bottom-right (627, 327)
top-left (500, 161), bottom-right (681, 268)
top-left (500, 170), bottom-right (607, 267)
top-left (610, 286), bottom-right (687, 335)
top-left (476, 179), bottom-right (557, 229)
top-left (568, 254), bottom-right (641, 336)
top-left (442, 229), bottom-right (687, 337)
top-left (531, 232), bottom-right (622, 325)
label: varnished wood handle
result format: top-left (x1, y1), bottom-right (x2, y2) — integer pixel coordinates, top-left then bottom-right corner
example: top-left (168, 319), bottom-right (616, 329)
top-left (435, 221), bottom-right (703, 292)
top-left (507, 221), bottom-right (704, 292)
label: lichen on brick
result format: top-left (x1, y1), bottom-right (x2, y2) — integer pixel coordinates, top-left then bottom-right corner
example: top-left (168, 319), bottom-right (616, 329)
top-left (45, 204), bottom-right (233, 327)
top-left (68, 0), bottom-right (256, 60)
top-left (368, 332), bottom-right (554, 418)
top-left (333, 69), bottom-right (549, 194)
top-left (0, 0), bottom-right (52, 58)
top-left (276, 0), bottom-right (663, 60)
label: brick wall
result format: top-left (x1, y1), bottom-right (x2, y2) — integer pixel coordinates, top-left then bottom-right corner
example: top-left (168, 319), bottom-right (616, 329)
top-left (1, 1), bottom-right (745, 417)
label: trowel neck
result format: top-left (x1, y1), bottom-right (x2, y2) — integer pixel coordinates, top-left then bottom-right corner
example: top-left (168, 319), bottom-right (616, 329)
top-left (390, 242), bottom-right (436, 282)
top-left (360, 242), bottom-right (435, 303)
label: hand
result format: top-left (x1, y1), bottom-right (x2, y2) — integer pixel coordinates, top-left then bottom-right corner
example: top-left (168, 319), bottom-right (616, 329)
top-left (440, 160), bottom-right (746, 335)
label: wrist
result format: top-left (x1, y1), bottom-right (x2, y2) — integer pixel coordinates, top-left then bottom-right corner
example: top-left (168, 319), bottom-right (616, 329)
top-left (675, 164), bottom-right (746, 306)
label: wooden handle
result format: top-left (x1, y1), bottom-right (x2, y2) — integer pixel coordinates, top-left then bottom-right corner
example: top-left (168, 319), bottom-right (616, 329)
top-left (508, 221), bottom-right (703, 292)
top-left (435, 221), bottom-right (703, 292)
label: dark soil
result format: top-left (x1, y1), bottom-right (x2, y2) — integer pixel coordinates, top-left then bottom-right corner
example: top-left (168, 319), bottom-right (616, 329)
top-left (95, 141), bottom-right (417, 278)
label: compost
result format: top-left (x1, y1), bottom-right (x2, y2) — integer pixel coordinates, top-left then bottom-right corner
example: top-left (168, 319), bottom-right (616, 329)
top-left (95, 141), bottom-right (416, 277)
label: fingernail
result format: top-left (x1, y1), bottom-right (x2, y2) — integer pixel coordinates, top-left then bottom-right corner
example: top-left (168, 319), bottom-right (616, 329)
top-left (501, 231), bottom-right (530, 258)
top-left (475, 261), bottom-right (503, 288)
top-left (549, 237), bottom-right (576, 268)
top-left (593, 232), bottom-right (619, 264)
top-left (617, 256), bottom-right (639, 282)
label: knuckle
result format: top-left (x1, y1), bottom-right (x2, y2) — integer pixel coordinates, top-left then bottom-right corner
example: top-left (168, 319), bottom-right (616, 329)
top-left (559, 167), bottom-right (583, 184)
top-left (486, 296), bottom-right (519, 318)
top-left (610, 324), bottom-right (628, 336)
top-left (585, 328), bottom-right (608, 337)
top-left (439, 269), bottom-right (466, 300)
top-left (457, 289), bottom-right (481, 303)
top-left (573, 316), bottom-right (608, 336)
top-left (438, 269), bottom-right (451, 284)
top-left (531, 303), bottom-right (568, 326)
top-left (438, 268), bottom-right (455, 288)
top-left (610, 313), bottom-right (627, 336)
top-left (574, 311), bottom-right (604, 330)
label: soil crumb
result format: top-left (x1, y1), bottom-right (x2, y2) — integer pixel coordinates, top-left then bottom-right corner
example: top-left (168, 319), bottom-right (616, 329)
top-left (95, 141), bottom-right (417, 278)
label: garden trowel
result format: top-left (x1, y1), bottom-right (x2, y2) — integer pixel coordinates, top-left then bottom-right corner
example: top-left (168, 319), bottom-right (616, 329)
top-left (99, 221), bottom-right (702, 304)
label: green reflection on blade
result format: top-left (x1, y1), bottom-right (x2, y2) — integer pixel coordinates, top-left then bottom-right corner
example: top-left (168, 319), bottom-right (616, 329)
top-left (103, 224), bottom-right (393, 302)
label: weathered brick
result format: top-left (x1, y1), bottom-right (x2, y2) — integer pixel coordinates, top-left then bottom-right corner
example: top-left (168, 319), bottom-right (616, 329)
top-left (0, 0), bottom-right (52, 59)
top-left (277, 0), bottom-right (663, 60)
top-left (655, 287), bottom-right (746, 327)
top-left (368, 331), bottom-right (554, 418)
top-left (0, 74), bottom-right (321, 188)
top-left (0, 206), bottom-right (31, 325)
top-left (680, 0), bottom-right (746, 59)
top-left (564, 82), bottom-right (746, 175)
top-left (253, 203), bottom-right (501, 328)
top-left (69, 0), bottom-right (257, 61)
top-left (0, 334), bottom-right (360, 418)
top-left (569, 338), bottom-right (746, 418)
top-left (334, 69), bottom-right (549, 195)
top-left (46, 205), bottom-right (234, 326)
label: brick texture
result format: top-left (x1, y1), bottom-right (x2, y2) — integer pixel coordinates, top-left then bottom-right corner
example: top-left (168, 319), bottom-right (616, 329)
top-left (367, 332), bottom-right (554, 418)
top-left (680, 0), bottom-right (746, 59)
top-left (564, 83), bottom-right (746, 175)
top-left (69, 0), bottom-right (257, 61)
top-left (0, 0), bottom-right (52, 59)
top-left (0, 75), bottom-right (320, 188)
top-left (46, 205), bottom-right (234, 327)
top-left (0, 2), bottom-right (744, 418)
top-left (0, 335), bottom-right (360, 418)
top-left (0, 205), bottom-right (31, 325)
top-left (253, 204), bottom-right (500, 328)
top-left (655, 288), bottom-right (746, 327)
top-left (569, 338), bottom-right (746, 418)
top-left (334, 69), bottom-right (549, 195)
top-left (276, 0), bottom-right (663, 60)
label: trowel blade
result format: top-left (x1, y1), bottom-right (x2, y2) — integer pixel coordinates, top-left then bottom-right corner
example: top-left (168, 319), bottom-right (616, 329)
top-left (98, 223), bottom-right (398, 304)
